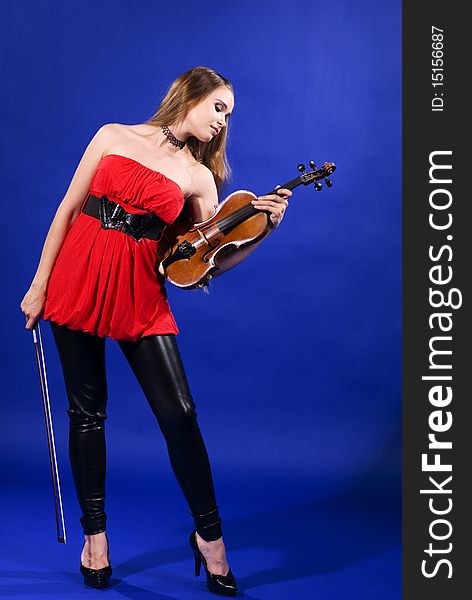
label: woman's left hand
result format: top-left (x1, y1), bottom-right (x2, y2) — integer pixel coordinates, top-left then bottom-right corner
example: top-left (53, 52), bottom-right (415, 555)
top-left (251, 186), bottom-right (292, 229)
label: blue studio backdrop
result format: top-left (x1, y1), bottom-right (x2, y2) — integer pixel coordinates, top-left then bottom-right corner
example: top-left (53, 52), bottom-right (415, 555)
top-left (1, 1), bottom-right (401, 598)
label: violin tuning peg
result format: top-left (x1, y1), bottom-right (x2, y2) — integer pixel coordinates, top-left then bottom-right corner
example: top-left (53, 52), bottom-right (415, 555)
top-left (297, 163), bottom-right (306, 173)
top-left (324, 177), bottom-right (333, 188)
top-left (309, 160), bottom-right (317, 170)
top-left (314, 181), bottom-right (323, 191)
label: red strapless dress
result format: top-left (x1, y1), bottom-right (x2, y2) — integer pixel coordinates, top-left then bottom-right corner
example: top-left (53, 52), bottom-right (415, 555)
top-left (42, 153), bottom-right (185, 341)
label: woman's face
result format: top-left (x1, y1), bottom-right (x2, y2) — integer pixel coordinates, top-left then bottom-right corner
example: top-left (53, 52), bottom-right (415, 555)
top-left (185, 85), bottom-right (234, 142)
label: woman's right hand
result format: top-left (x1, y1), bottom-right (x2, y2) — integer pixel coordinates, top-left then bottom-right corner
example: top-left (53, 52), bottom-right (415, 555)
top-left (20, 283), bottom-right (47, 330)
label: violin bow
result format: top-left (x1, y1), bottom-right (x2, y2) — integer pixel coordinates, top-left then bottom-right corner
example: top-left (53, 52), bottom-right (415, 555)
top-left (32, 321), bottom-right (67, 544)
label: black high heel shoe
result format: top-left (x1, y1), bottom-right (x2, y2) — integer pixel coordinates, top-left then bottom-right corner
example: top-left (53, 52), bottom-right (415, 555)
top-left (80, 532), bottom-right (112, 588)
top-left (189, 530), bottom-right (237, 596)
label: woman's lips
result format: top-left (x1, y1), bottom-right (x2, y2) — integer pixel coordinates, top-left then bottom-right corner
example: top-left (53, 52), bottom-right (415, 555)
top-left (211, 126), bottom-right (219, 134)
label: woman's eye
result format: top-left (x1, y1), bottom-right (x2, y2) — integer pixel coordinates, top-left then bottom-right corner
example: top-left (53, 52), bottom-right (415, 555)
top-left (215, 104), bottom-right (231, 121)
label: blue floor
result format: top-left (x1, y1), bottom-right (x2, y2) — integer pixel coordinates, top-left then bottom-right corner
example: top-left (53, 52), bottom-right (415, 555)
top-left (0, 465), bottom-right (400, 599)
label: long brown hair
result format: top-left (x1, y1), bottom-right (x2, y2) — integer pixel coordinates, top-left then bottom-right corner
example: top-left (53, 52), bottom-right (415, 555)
top-left (145, 66), bottom-right (234, 192)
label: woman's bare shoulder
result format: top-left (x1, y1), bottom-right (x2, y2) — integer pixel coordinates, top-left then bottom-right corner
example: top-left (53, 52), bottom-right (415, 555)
top-left (99, 123), bottom-right (161, 156)
top-left (124, 123), bottom-right (156, 133)
top-left (93, 123), bottom-right (130, 149)
top-left (104, 122), bottom-right (153, 139)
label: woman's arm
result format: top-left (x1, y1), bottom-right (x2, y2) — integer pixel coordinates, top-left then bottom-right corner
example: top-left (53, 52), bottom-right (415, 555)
top-left (185, 167), bottom-right (291, 273)
top-left (186, 166), bottom-right (291, 229)
top-left (21, 124), bottom-right (118, 328)
top-left (31, 124), bottom-right (117, 290)
top-left (185, 164), bottom-right (220, 223)
top-left (215, 237), bottom-right (266, 271)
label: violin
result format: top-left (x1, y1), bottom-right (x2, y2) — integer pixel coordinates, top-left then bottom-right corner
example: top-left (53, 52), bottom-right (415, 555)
top-left (155, 160), bottom-right (336, 290)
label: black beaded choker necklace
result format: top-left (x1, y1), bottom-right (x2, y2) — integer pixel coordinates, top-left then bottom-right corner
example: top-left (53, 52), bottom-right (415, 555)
top-left (160, 124), bottom-right (186, 149)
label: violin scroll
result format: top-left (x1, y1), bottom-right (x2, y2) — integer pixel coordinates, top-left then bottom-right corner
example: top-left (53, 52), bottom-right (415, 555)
top-left (298, 160), bottom-right (336, 191)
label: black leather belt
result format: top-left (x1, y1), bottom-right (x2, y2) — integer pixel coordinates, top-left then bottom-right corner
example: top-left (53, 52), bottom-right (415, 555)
top-left (82, 194), bottom-right (167, 242)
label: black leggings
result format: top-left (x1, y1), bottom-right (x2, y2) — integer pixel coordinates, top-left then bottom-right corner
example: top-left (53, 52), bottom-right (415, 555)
top-left (49, 321), bottom-right (223, 542)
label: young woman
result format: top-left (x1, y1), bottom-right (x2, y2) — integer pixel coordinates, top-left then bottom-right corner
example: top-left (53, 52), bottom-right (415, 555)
top-left (20, 66), bottom-right (291, 595)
